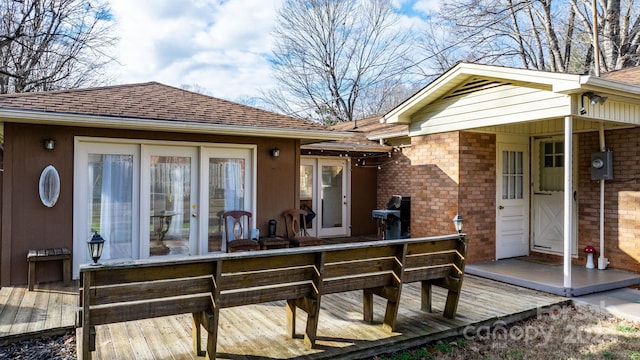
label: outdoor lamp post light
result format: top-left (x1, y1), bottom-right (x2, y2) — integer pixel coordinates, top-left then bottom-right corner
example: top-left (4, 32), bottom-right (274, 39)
top-left (452, 214), bottom-right (464, 235)
top-left (87, 231), bottom-right (105, 265)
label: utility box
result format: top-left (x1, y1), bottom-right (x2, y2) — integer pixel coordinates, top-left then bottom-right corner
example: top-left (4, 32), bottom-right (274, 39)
top-left (591, 151), bottom-right (613, 180)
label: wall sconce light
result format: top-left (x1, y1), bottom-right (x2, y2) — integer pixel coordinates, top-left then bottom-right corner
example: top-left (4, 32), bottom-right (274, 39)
top-left (580, 92), bottom-right (608, 115)
top-left (43, 138), bottom-right (55, 151)
top-left (271, 147), bottom-right (280, 158)
top-left (87, 231), bottom-right (105, 266)
top-left (452, 214), bottom-right (464, 235)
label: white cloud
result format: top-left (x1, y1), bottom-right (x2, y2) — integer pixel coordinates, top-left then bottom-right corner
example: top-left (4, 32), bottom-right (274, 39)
top-left (413, 0), bottom-right (441, 15)
top-left (107, 0), bottom-right (282, 101)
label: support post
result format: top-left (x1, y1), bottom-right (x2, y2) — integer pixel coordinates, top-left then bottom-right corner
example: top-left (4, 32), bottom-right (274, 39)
top-left (563, 116), bottom-right (573, 293)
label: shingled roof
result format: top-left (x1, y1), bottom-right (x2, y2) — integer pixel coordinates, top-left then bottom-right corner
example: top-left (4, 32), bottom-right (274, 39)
top-left (602, 66), bottom-right (640, 86)
top-left (0, 82), bottom-right (349, 142)
top-left (302, 116), bottom-right (408, 152)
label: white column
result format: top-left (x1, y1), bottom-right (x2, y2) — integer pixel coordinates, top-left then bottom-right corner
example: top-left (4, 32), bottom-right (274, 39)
top-left (563, 116), bottom-right (573, 293)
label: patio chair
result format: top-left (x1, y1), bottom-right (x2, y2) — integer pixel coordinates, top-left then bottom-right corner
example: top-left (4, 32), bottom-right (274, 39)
top-left (283, 209), bottom-right (323, 247)
top-left (222, 210), bottom-right (260, 253)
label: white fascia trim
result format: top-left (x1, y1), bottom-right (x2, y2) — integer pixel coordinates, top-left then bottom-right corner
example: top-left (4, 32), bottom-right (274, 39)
top-left (367, 130), bottom-right (409, 141)
top-left (573, 75), bottom-right (640, 98)
top-left (0, 109), bottom-right (351, 142)
top-left (302, 143), bottom-right (393, 152)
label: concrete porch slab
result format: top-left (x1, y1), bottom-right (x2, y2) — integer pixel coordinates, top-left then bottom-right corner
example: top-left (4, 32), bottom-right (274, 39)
top-left (466, 258), bottom-right (640, 297)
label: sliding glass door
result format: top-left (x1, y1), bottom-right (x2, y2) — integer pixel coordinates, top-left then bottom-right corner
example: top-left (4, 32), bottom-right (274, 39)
top-left (199, 147), bottom-right (254, 253)
top-left (141, 146), bottom-right (197, 257)
top-left (74, 138), bottom-right (255, 277)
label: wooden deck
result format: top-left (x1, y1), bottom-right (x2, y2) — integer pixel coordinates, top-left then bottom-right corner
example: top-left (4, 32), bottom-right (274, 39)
top-left (0, 275), bottom-right (569, 359)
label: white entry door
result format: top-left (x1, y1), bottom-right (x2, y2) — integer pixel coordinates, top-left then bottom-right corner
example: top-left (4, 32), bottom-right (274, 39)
top-left (300, 157), bottom-right (350, 237)
top-left (531, 136), bottom-right (578, 255)
top-left (496, 140), bottom-right (529, 259)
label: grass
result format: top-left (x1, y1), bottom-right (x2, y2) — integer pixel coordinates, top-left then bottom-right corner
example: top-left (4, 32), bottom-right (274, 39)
top-left (373, 304), bottom-right (640, 360)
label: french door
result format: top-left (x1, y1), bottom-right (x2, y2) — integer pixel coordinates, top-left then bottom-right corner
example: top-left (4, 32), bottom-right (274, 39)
top-left (74, 138), bottom-right (255, 277)
top-left (300, 157), bottom-right (349, 237)
top-left (141, 146), bottom-right (198, 258)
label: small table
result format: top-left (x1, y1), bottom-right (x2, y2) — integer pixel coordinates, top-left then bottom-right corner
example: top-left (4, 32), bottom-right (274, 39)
top-left (151, 211), bottom-right (177, 243)
top-left (259, 237), bottom-right (290, 250)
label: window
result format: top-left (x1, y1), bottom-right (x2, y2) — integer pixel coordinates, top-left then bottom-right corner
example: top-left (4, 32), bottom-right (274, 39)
top-left (502, 150), bottom-right (524, 199)
top-left (539, 141), bottom-right (564, 191)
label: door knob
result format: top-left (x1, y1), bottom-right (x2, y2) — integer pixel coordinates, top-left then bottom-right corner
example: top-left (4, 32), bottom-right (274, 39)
top-left (498, 205), bottom-right (504, 210)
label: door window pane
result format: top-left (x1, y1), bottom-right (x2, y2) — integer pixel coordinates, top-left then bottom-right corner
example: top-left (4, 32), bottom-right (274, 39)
top-left (88, 154), bottom-right (133, 260)
top-left (502, 150), bottom-right (524, 199)
top-left (149, 156), bottom-right (191, 257)
top-left (207, 158), bottom-right (245, 252)
top-left (300, 164), bottom-right (314, 230)
top-left (321, 165), bottom-right (343, 228)
top-left (540, 141), bottom-right (564, 191)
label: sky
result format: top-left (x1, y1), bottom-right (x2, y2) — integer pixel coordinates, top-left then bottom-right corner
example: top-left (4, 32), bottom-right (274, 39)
top-left (106, 0), bottom-right (439, 104)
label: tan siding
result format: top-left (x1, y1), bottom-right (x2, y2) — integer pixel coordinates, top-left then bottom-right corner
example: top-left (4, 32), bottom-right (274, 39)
top-left (410, 85), bottom-right (571, 135)
top-left (585, 100), bottom-right (640, 124)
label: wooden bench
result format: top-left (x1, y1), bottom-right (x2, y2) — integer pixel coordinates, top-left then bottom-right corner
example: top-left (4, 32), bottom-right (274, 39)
top-left (27, 247), bottom-right (71, 291)
top-left (77, 234), bottom-right (466, 359)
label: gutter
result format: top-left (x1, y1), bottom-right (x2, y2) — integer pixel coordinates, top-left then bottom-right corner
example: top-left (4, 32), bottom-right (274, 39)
top-left (0, 108), bottom-right (351, 143)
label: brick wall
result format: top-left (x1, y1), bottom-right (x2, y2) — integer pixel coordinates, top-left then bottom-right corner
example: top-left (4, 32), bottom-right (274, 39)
top-left (377, 131), bottom-right (497, 264)
top-left (376, 147), bottom-right (412, 209)
top-left (410, 132), bottom-right (461, 237)
top-left (459, 132), bottom-right (496, 263)
top-left (578, 129), bottom-right (640, 273)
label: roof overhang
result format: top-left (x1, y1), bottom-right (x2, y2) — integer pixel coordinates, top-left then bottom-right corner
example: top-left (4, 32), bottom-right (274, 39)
top-left (384, 62), bottom-right (640, 125)
top-left (302, 141), bottom-right (392, 153)
top-left (367, 129), bottom-right (409, 141)
top-left (0, 108), bottom-right (351, 144)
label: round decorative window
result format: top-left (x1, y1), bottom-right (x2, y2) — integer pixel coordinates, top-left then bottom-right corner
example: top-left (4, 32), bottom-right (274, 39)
top-left (39, 165), bottom-right (60, 208)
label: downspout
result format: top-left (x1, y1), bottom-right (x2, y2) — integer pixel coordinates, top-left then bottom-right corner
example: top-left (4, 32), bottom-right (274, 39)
top-left (563, 116), bottom-right (573, 294)
top-left (598, 124), bottom-right (609, 269)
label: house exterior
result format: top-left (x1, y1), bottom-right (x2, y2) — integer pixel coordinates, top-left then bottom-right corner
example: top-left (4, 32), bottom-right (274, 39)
top-left (301, 117), bottom-right (409, 238)
top-left (376, 62), bottom-right (640, 284)
top-left (0, 82), bottom-right (350, 286)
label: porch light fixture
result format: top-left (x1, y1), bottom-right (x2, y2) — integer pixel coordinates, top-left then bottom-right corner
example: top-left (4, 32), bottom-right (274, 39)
top-left (43, 138), bottom-right (55, 151)
top-left (452, 214), bottom-right (464, 234)
top-left (87, 231), bottom-right (105, 266)
top-left (271, 147), bottom-right (280, 158)
top-left (580, 92), bottom-right (608, 115)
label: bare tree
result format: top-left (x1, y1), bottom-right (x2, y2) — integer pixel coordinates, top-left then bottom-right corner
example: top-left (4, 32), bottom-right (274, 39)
top-left (0, 0), bottom-right (117, 94)
top-left (264, 0), bottom-right (415, 124)
top-left (434, 0), bottom-right (640, 74)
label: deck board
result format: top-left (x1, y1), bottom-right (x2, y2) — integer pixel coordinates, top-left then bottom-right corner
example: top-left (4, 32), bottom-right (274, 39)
top-left (0, 276), bottom-right (567, 359)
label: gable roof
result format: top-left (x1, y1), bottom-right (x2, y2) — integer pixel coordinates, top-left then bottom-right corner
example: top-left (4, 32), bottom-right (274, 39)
top-left (0, 82), bottom-right (349, 143)
top-left (384, 62), bottom-right (640, 125)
